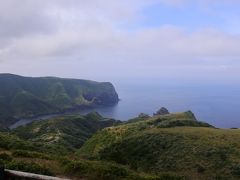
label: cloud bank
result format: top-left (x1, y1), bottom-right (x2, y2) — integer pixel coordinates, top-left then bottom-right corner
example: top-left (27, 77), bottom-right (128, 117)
top-left (0, 0), bottom-right (240, 83)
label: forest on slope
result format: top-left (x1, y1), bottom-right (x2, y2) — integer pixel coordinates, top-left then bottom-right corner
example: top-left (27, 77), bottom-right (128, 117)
top-left (0, 74), bottom-right (119, 127)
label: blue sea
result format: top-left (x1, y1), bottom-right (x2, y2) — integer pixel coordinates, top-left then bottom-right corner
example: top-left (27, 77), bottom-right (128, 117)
top-left (10, 82), bottom-right (240, 129)
top-left (81, 82), bottom-right (240, 128)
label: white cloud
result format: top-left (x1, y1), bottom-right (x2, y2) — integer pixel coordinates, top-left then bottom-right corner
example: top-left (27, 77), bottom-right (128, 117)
top-left (0, 0), bottom-right (240, 82)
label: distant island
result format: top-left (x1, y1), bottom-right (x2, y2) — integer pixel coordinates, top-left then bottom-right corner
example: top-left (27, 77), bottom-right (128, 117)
top-left (0, 74), bottom-right (119, 128)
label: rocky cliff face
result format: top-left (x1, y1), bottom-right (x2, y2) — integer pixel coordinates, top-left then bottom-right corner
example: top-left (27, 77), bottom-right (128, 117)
top-left (83, 82), bottom-right (119, 106)
top-left (0, 74), bottom-right (119, 127)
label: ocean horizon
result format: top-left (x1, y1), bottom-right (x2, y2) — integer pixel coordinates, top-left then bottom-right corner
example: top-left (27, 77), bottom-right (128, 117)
top-left (12, 82), bottom-right (240, 129)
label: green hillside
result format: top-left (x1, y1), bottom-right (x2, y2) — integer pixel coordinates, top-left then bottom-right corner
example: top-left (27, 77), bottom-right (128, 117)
top-left (0, 113), bottom-right (172, 179)
top-left (0, 74), bottom-right (119, 127)
top-left (12, 112), bottom-right (121, 151)
top-left (1, 111), bottom-right (240, 179)
top-left (78, 112), bottom-right (240, 180)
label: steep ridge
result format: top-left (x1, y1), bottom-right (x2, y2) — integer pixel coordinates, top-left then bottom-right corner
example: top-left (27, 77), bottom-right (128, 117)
top-left (0, 74), bottom-right (119, 127)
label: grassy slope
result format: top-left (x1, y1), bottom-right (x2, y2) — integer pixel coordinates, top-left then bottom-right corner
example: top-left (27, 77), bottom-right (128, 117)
top-left (1, 111), bottom-right (240, 179)
top-left (0, 113), bottom-right (147, 180)
top-left (12, 112), bottom-right (121, 151)
top-left (0, 74), bottom-right (119, 127)
top-left (0, 148), bottom-right (167, 180)
top-left (78, 112), bottom-right (240, 180)
top-left (0, 132), bottom-right (171, 180)
top-left (0, 112), bottom-right (199, 179)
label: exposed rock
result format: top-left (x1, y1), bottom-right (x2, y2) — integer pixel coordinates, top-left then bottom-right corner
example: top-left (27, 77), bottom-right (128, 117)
top-left (154, 107), bottom-right (170, 116)
top-left (138, 113), bottom-right (150, 119)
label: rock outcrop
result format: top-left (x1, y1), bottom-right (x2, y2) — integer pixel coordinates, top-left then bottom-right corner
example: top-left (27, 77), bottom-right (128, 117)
top-left (154, 107), bottom-right (170, 116)
top-left (138, 113), bottom-right (151, 119)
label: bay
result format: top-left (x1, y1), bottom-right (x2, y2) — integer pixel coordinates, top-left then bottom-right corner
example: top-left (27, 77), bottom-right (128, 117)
top-left (10, 83), bottom-right (240, 129)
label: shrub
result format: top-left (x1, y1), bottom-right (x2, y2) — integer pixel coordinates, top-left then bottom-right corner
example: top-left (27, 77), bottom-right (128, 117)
top-left (0, 153), bottom-right (12, 162)
top-left (12, 150), bottom-right (52, 160)
top-left (6, 161), bottom-right (53, 176)
top-left (231, 163), bottom-right (240, 176)
top-left (64, 160), bottom-right (134, 180)
top-left (196, 164), bottom-right (206, 173)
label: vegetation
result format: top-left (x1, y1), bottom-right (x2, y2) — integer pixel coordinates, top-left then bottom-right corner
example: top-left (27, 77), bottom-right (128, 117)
top-left (78, 112), bottom-right (240, 179)
top-left (0, 73), bottom-right (119, 127)
top-left (3, 74), bottom-right (238, 179)
top-left (63, 159), bottom-right (185, 180)
top-left (12, 112), bottom-right (121, 151)
top-left (0, 110), bottom-right (240, 179)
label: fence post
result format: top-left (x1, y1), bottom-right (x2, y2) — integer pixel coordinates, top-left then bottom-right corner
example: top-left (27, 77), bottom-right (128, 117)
top-left (0, 164), bottom-right (5, 180)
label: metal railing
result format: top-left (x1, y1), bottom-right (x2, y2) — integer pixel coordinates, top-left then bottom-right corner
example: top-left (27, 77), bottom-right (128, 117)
top-left (0, 166), bottom-right (70, 180)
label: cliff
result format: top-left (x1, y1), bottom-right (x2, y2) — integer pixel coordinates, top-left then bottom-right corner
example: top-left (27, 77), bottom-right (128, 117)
top-left (0, 74), bottom-right (119, 127)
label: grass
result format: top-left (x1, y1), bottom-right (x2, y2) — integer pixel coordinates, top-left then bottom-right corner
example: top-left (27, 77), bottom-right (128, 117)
top-left (0, 110), bottom-right (240, 179)
top-left (12, 113), bottom-right (121, 151)
top-left (78, 113), bottom-right (240, 180)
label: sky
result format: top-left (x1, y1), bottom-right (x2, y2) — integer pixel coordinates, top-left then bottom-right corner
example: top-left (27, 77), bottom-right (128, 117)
top-left (1, 0), bottom-right (240, 85)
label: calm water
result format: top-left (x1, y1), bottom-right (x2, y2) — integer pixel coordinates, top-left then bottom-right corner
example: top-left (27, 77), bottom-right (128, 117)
top-left (89, 83), bottom-right (240, 128)
top-left (10, 83), bottom-right (240, 129)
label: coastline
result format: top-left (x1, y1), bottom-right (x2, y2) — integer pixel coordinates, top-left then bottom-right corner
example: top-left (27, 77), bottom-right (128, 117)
top-left (9, 102), bottom-right (119, 129)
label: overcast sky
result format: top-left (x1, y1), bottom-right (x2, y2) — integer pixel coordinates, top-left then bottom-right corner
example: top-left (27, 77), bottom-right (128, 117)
top-left (1, 0), bottom-right (240, 85)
